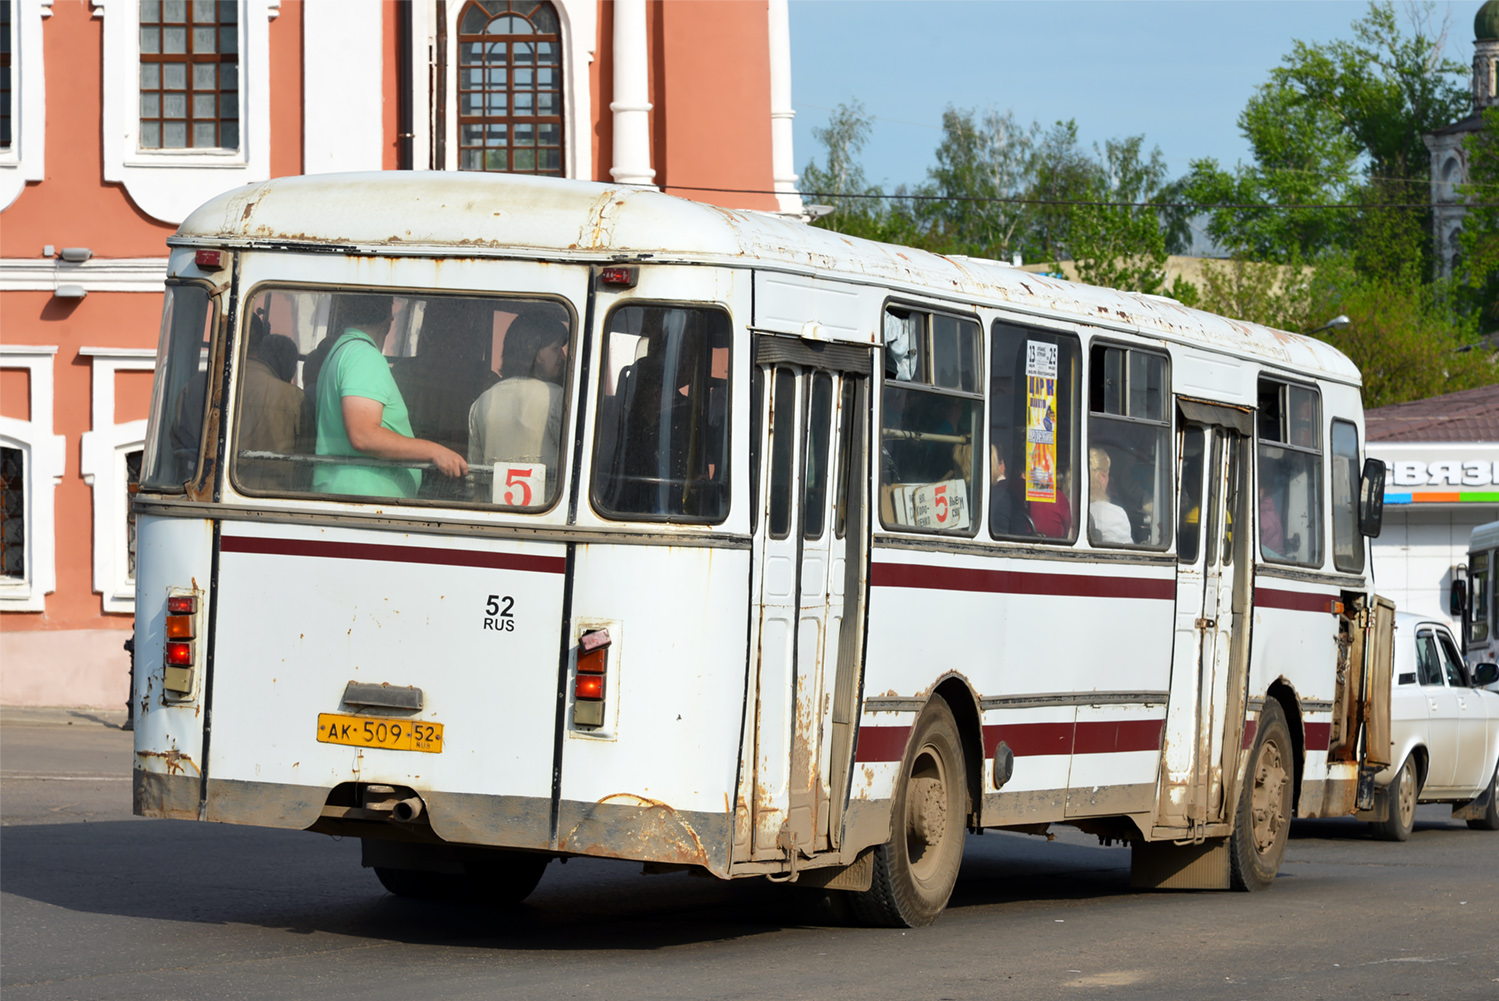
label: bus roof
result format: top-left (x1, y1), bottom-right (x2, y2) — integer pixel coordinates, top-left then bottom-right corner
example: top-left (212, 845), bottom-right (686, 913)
top-left (1472, 520), bottom-right (1499, 552)
top-left (174, 171), bottom-right (1361, 385)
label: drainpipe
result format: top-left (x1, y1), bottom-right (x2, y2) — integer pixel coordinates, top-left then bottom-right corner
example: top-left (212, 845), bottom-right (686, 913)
top-left (609, 0), bottom-right (655, 186)
top-left (767, 0), bottom-right (802, 215)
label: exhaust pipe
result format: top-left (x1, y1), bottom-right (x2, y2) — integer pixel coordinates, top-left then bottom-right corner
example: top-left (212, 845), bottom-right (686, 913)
top-left (392, 796), bottom-right (424, 822)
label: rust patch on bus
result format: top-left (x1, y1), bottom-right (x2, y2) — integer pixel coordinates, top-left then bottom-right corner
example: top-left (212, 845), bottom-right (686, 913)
top-left (136, 746), bottom-right (199, 777)
top-left (558, 793), bottom-right (711, 869)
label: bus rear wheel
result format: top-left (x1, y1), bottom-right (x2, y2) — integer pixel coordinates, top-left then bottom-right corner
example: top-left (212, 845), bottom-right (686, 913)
top-left (375, 850), bottom-right (549, 905)
top-left (1229, 699), bottom-right (1293, 891)
top-left (848, 697), bottom-right (967, 927)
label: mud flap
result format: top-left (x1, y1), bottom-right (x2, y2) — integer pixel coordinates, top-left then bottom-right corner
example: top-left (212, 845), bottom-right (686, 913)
top-left (1452, 780), bottom-right (1496, 821)
top-left (793, 848), bottom-right (875, 892)
top-left (1130, 838), bottom-right (1230, 890)
top-left (1355, 782), bottom-right (1390, 823)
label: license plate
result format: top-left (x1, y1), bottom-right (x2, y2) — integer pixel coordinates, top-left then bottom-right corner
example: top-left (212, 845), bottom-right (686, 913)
top-left (316, 714), bottom-right (444, 754)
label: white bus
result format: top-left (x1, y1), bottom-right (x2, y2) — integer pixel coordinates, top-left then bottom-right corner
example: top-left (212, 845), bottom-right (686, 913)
top-left (133, 172), bottom-right (1393, 926)
top-left (1460, 520), bottom-right (1499, 690)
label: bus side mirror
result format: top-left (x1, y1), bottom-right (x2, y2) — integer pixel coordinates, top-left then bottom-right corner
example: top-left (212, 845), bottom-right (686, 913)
top-left (1358, 458), bottom-right (1385, 538)
top-left (1474, 663), bottom-right (1499, 687)
top-left (1451, 578), bottom-right (1468, 619)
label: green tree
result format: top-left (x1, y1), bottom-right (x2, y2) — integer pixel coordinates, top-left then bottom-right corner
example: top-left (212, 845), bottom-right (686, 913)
top-left (1182, 1), bottom-right (1469, 266)
top-left (800, 100), bottom-right (882, 236)
top-left (1066, 135), bottom-right (1171, 293)
top-left (1457, 107), bottom-right (1499, 332)
top-left (922, 107), bottom-right (1039, 259)
top-left (1022, 119), bottom-right (1100, 265)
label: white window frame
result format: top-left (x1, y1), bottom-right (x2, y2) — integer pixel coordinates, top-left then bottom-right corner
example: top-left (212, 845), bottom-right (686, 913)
top-left (0, 0), bottom-right (49, 211)
top-left (94, 0), bottom-right (278, 224)
top-left (0, 346), bottom-right (66, 611)
top-left (422, 0), bottom-right (594, 178)
top-left (79, 347), bottom-right (156, 614)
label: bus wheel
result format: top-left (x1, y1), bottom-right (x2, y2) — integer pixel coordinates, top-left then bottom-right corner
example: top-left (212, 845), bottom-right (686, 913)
top-left (1467, 764), bottom-right (1499, 831)
top-left (849, 698), bottom-right (967, 927)
top-left (1372, 755), bottom-right (1419, 842)
top-left (1229, 699), bottom-right (1293, 891)
top-left (375, 851), bottom-right (549, 904)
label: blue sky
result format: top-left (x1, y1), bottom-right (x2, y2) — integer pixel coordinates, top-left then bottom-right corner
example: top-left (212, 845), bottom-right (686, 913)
top-left (788, 1), bottom-right (1479, 190)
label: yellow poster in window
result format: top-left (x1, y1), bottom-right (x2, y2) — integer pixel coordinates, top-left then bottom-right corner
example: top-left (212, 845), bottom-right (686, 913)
top-left (1024, 342), bottom-right (1058, 504)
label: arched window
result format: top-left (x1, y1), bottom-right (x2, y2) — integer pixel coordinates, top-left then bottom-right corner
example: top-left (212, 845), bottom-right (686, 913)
top-left (457, 1), bottom-right (563, 175)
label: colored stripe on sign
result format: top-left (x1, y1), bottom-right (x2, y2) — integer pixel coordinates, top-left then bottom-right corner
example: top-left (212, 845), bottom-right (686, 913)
top-left (870, 562), bottom-right (1174, 601)
top-left (854, 717), bottom-right (1165, 763)
top-left (220, 535), bottom-right (567, 575)
top-left (1255, 586), bottom-right (1336, 614)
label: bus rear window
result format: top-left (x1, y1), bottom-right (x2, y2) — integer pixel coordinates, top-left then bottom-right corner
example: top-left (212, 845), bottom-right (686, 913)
top-left (592, 304), bottom-right (731, 523)
top-left (229, 287), bottom-right (574, 510)
top-left (142, 284), bottom-right (216, 491)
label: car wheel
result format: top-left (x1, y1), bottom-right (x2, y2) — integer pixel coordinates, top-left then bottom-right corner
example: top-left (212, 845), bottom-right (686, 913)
top-left (1229, 699), bottom-right (1293, 891)
top-left (848, 697), bottom-right (968, 927)
top-left (1372, 754), bottom-right (1419, 842)
top-left (1467, 763), bottom-right (1499, 832)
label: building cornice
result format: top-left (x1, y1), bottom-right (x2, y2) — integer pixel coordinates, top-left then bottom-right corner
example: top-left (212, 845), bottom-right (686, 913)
top-left (0, 258), bottom-right (168, 293)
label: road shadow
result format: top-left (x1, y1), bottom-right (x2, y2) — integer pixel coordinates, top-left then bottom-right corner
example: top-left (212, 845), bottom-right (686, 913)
top-left (1290, 805), bottom-right (1473, 843)
top-left (0, 820), bottom-right (1141, 947)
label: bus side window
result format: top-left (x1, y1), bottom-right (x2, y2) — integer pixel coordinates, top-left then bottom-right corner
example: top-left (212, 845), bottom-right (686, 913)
top-left (1257, 380), bottom-right (1323, 567)
top-left (1330, 419), bottom-right (1363, 575)
top-left (1471, 550), bottom-right (1490, 644)
top-left (989, 322), bottom-right (1081, 543)
top-left (591, 304), bottom-right (732, 523)
top-left (1086, 344), bottom-right (1172, 550)
top-left (879, 307), bottom-right (982, 535)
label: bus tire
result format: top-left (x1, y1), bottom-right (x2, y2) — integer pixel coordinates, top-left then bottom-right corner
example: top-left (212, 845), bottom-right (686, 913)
top-left (375, 851), bottom-right (549, 904)
top-left (1466, 764), bottom-right (1499, 831)
top-left (1372, 755), bottom-right (1419, 842)
top-left (848, 697), bottom-right (967, 927)
top-left (1229, 699), bottom-right (1293, 891)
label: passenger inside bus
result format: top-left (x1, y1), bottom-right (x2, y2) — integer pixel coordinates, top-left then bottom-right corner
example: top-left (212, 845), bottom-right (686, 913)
top-left (989, 443), bottom-right (1016, 536)
top-left (313, 295), bottom-right (467, 498)
top-left (394, 298), bottom-right (500, 482)
top-left (1029, 463), bottom-right (1073, 538)
top-left (237, 309), bottom-right (308, 490)
top-left (1088, 446), bottom-right (1133, 545)
top-left (467, 312), bottom-right (569, 496)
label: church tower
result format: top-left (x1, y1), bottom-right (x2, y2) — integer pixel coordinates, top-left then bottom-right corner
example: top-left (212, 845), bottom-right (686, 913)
top-left (1424, 1), bottom-right (1499, 278)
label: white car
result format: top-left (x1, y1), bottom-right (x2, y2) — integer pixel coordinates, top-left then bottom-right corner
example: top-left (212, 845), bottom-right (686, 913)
top-left (1365, 613), bottom-right (1499, 841)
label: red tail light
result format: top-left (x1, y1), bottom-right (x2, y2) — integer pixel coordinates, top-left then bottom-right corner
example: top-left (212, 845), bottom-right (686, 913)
top-left (167, 595), bottom-right (197, 614)
top-left (165, 641), bottom-right (193, 666)
top-left (572, 628), bottom-right (612, 728)
top-left (598, 266), bottom-right (638, 288)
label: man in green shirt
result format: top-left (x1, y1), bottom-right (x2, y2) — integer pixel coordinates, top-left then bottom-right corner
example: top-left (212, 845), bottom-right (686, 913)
top-left (313, 295), bottom-right (468, 497)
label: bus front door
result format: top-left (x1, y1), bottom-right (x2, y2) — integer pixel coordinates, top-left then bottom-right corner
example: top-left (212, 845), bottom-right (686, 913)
top-left (1155, 420), bottom-right (1251, 837)
top-left (744, 353), bottom-right (869, 862)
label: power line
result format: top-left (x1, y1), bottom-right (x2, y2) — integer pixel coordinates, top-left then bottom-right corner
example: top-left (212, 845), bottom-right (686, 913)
top-left (666, 184), bottom-right (1499, 211)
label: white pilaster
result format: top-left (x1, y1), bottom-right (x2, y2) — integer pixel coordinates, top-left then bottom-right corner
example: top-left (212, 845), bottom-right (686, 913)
top-left (609, 0), bottom-right (654, 186)
top-left (767, 0), bottom-right (802, 215)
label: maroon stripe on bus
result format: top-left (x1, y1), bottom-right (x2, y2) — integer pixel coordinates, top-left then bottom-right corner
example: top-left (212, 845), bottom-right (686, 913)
top-left (1255, 586), bottom-right (1336, 614)
top-left (1070, 718), bottom-right (1166, 755)
top-left (854, 718), bottom-right (1166, 763)
top-left (853, 725), bottom-right (912, 763)
top-left (984, 722), bottom-right (1075, 757)
top-left (1304, 721), bottom-right (1332, 751)
top-left (870, 562), bottom-right (1174, 601)
top-left (1241, 720), bottom-right (1258, 749)
top-left (220, 535), bottom-right (567, 575)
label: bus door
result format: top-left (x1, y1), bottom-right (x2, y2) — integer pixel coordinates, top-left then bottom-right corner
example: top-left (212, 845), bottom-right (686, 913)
top-left (1155, 410), bottom-right (1251, 837)
top-left (746, 340), bottom-right (870, 861)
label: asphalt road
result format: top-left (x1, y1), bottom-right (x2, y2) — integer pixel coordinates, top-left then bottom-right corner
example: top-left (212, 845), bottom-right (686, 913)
top-left (3, 710), bottom-right (1496, 1001)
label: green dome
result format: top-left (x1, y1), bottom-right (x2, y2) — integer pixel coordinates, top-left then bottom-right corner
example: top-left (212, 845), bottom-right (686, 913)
top-left (1478, 1), bottom-right (1499, 41)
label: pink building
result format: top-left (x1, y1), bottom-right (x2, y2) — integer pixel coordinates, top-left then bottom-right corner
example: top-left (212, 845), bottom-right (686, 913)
top-left (0, 0), bottom-right (802, 707)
